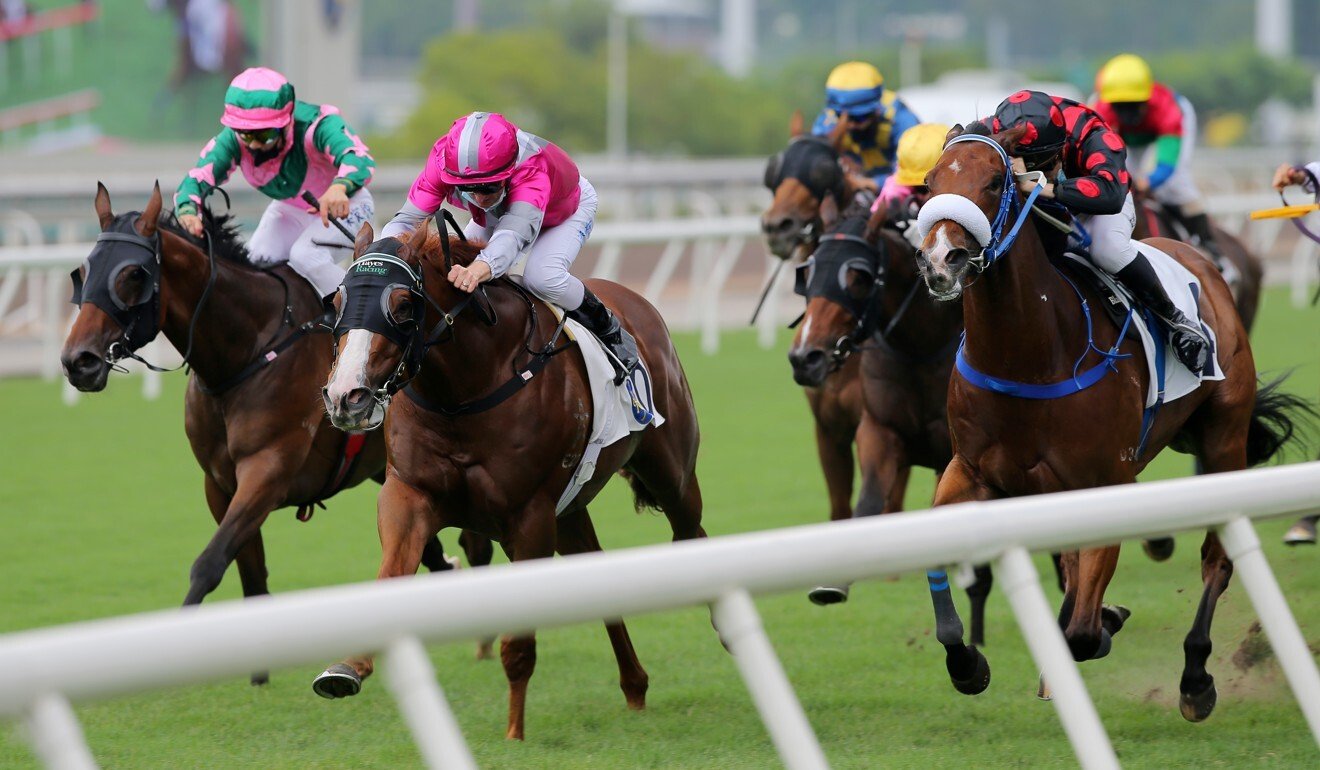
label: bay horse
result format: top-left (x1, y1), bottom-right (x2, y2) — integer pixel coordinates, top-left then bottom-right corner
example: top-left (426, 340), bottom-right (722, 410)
top-left (59, 185), bottom-right (483, 677)
top-left (316, 222), bottom-right (707, 740)
top-left (914, 125), bottom-right (1307, 720)
top-left (1132, 188), bottom-right (1262, 331)
top-left (761, 117), bottom-right (994, 635)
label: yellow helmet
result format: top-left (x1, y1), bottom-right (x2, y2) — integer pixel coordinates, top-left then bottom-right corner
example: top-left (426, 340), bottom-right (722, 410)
top-left (825, 62), bottom-right (885, 116)
top-left (1096, 53), bottom-right (1153, 103)
top-left (893, 123), bottom-right (950, 187)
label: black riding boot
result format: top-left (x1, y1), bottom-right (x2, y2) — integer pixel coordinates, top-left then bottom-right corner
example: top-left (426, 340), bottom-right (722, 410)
top-left (568, 287), bottom-right (639, 384)
top-left (1116, 251), bottom-right (1210, 373)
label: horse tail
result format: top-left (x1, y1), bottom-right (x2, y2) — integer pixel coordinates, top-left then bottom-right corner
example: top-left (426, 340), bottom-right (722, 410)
top-left (1245, 373), bottom-right (1317, 467)
top-left (618, 468), bottom-right (662, 513)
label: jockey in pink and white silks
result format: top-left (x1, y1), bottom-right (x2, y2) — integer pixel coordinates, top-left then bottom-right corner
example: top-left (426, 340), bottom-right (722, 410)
top-left (173, 67), bottom-right (376, 299)
top-left (381, 110), bottom-right (639, 381)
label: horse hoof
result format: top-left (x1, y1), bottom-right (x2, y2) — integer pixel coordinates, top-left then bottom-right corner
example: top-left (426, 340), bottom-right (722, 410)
top-left (808, 586), bottom-right (850, 605)
top-left (1142, 537), bottom-right (1175, 561)
top-left (1036, 673), bottom-right (1052, 701)
top-left (250, 671), bottom-right (270, 687)
top-left (312, 663), bottom-right (362, 699)
top-left (1179, 680), bottom-right (1217, 722)
top-left (1101, 604), bottom-right (1132, 636)
top-left (949, 646), bottom-right (991, 696)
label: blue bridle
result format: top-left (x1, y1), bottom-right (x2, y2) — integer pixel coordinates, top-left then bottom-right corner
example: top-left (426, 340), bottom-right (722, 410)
top-left (943, 132), bottom-right (1046, 271)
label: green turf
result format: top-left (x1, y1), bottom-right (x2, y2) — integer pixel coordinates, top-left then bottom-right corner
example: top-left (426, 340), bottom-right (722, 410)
top-left (1, 288), bottom-right (1317, 768)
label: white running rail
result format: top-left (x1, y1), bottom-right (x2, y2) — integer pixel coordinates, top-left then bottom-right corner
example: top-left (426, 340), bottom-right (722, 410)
top-left (2, 462), bottom-right (1318, 769)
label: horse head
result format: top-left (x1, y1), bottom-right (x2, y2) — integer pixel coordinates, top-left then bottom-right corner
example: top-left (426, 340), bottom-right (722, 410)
top-left (787, 210), bottom-right (886, 386)
top-left (61, 183), bottom-right (166, 391)
top-left (323, 222), bottom-right (489, 430)
top-left (915, 123), bottom-right (1033, 300)
top-left (322, 222), bottom-right (431, 430)
top-left (760, 111), bottom-right (851, 260)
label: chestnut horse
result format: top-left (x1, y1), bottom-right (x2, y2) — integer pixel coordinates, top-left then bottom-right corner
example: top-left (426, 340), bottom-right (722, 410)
top-left (59, 186), bottom-right (479, 670)
top-left (316, 223), bottom-right (707, 740)
top-left (1133, 189), bottom-right (1262, 331)
top-left (914, 125), bottom-right (1307, 720)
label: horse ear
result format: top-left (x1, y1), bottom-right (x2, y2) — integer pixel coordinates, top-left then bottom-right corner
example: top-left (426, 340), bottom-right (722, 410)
top-left (945, 124), bottom-right (965, 144)
top-left (789, 109), bottom-right (804, 137)
top-left (138, 182), bottom-right (162, 238)
top-left (820, 191), bottom-right (840, 231)
top-left (863, 204), bottom-right (886, 243)
top-left (406, 220), bottom-right (430, 256)
top-left (353, 221), bottom-right (375, 258)
top-left (94, 182), bottom-right (113, 230)
top-left (996, 124), bottom-right (1031, 155)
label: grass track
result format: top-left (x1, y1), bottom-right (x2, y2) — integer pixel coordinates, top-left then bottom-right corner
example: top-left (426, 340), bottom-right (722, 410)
top-left (1, 288), bottom-right (1317, 768)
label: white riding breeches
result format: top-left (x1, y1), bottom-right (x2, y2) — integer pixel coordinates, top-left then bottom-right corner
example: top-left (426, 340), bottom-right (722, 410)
top-left (465, 178), bottom-right (597, 311)
top-left (1077, 192), bottom-right (1140, 273)
top-left (247, 188), bottom-right (375, 298)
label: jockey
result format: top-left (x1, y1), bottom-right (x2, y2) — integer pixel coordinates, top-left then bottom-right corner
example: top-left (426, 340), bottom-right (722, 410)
top-left (380, 111), bottom-right (638, 383)
top-left (811, 61), bottom-right (921, 193)
top-left (1091, 54), bottom-right (1231, 280)
top-left (173, 67), bottom-right (376, 300)
top-left (872, 122), bottom-right (949, 248)
top-left (974, 90), bottom-right (1209, 372)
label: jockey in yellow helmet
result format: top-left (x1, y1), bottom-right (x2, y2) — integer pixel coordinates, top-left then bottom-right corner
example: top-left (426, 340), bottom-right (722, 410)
top-left (1091, 53), bottom-right (1230, 280)
top-left (872, 122), bottom-right (950, 248)
top-left (812, 61), bottom-right (921, 193)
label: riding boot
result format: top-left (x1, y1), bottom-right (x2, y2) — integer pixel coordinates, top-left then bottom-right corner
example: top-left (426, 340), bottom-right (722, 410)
top-left (1116, 251), bottom-right (1210, 373)
top-left (568, 287), bottom-right (640, 384)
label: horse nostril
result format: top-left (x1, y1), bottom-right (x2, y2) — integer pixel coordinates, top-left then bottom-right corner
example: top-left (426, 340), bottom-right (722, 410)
top-left (947, 247), bottom-right (970, 266)
top-left (345, 388), bottom-right (372, 410)
top-left (762, 216), bottom-right (794, 236)
top-left (64, 350), bottom-right (101, 376)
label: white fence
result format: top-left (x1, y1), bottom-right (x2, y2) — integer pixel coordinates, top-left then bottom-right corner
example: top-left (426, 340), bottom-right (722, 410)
top-left (3, 462), bottom-right (1319, 769)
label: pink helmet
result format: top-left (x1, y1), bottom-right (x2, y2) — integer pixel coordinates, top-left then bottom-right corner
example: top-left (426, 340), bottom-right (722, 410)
top-left (220, 67), bottom-right (295, 131)
top-left (438, 112), bottom-right (520, 185)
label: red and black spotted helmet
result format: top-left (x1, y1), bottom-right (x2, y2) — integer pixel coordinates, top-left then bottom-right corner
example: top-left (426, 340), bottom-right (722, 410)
top-left (992, 90), bottom-right (1068, 157)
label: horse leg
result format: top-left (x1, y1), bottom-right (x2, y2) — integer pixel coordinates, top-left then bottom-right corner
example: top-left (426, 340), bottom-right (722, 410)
top-left (928, 458), bottom-right (992, 695)
top-left (201, 475), bottom-right (272, 685)
top-left (807, 418), bottom-right (856, 604)
top-left (313, 476), bottom-right (436, 700)
top-left (556, 508), bottom-right (649, 711)
top-left (500, 503), bottom-right (557, 741)
top-left (456, 530), bottom-right (498, 660)
top-left (852, 415), bottom-right (907, 518)
top-left (1061, 546), bottom-right (1123, 661)
top-left (184, 457), bottom-right (290, 606)
top-left (1179, 532), bottom-right (1234, 722)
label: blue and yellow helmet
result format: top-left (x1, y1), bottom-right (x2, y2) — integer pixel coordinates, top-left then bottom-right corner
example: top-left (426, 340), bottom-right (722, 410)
top-left (825, 62), bottom-right (885, 117)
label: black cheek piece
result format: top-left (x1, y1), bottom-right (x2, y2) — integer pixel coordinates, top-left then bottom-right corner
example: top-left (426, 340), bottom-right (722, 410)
top-left (69, 226), bottom-right (163, 354)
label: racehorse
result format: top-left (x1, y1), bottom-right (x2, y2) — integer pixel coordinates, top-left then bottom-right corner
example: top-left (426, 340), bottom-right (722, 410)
top-left (761, 117), bottom-right (995, 637)
top-left (1132, 188), bottom-right (1262, 331)
top-left (914, 124), bottom-right (1307, 720)
top-left (59, 185), bottom-right (483, 675)
top-left (316, 222), bottom-right (707, 740)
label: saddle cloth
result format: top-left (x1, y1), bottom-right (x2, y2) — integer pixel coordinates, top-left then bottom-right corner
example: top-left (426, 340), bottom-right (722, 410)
top-left (550, 307), bottom-right (663, 514)
top-left (1059, 240), bottom-right (1224, 408)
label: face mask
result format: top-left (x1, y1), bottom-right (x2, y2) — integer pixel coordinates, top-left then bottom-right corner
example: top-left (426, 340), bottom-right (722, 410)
top-left (460, 189), bottom-right (507, 212)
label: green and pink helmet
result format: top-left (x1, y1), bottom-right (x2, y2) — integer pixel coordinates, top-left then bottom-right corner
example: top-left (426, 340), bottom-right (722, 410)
top-left (221, 67), bottom-right (295, 130)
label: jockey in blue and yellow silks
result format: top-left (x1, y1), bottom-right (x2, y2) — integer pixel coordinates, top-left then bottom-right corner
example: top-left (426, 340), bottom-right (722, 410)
top-left (811, 61), bottom-right (921, 193)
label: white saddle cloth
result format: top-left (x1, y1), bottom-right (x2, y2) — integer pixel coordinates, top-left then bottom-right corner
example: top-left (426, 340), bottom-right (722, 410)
top-left (1061, 241), bottom-right (1224, 408)
top-left (552, 312), bottom-right (663, 514)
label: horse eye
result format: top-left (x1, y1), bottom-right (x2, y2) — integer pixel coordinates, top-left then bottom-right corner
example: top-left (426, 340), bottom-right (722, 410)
top-left (847, 269), bottom-right (875, 299)
top-left (390, 297), bottom-right (415, 325)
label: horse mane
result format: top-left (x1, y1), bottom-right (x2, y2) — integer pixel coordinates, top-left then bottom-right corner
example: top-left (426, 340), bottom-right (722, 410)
top-left (410, 227), bottom-right (488, 271)
top-left (156, 209), bottom-right (254, 267)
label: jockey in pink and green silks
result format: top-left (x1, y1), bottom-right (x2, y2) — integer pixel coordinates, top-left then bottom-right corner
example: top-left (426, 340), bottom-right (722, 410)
top-left (173, 67), bottom-right (376, 298)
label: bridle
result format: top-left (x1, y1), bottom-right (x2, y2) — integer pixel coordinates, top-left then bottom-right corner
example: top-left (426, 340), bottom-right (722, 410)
top-left (791, 228), bottom-right (892, 371)
top-left (916, 133), bottom-right (1046, 276)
